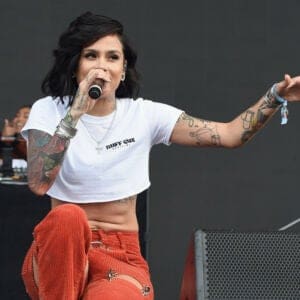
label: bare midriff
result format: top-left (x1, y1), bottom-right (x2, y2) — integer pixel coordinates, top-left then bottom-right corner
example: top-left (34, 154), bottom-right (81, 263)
top-left (51, 195), bottom-right (139, 232)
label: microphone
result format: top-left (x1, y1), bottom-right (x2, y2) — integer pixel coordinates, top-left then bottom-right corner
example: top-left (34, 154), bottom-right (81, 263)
top-left (88, 84), bottom-right (103, 100)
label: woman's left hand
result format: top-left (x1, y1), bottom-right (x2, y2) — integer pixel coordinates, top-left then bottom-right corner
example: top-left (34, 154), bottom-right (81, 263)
top-left (276, 74), bottom-right (300, 102)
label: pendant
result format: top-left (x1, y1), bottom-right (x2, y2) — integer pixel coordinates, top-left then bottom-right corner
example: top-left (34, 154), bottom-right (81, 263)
top-left (95, 143), bottom-right (103, 154)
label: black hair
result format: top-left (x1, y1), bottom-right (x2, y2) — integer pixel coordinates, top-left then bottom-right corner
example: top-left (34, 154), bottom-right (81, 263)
top-left (41, 12), bottom-right (140, 104)
top-left (19, 104), bottom-right (32, 109)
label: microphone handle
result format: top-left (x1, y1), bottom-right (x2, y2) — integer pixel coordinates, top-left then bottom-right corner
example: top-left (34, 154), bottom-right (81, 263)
top-left (88, 85), bottom-right (102, 100)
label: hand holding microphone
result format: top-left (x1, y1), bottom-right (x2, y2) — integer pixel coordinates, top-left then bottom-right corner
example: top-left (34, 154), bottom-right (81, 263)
top-left (88, 72), bottom-right (110, 100)
top-left (70, 69), bottom-right (110, 121)
top-left (88, 82), bottom-right (103, 99)
top-left (86, 68), bottom-right (110, 100)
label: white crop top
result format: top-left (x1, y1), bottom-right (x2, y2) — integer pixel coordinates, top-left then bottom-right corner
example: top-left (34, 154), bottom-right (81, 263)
top-left (22, 96), bottom-right (183, 203)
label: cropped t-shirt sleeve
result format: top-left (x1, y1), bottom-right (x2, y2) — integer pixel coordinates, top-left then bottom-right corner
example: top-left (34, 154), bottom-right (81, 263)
top-left (142, 99), bottom-right (183, 146)
top-left (21, 97), bottom-right (66, 141)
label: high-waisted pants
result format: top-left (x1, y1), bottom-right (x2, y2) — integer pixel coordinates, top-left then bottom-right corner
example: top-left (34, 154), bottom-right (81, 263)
top-left (21, 204), bottom-right (154, 300)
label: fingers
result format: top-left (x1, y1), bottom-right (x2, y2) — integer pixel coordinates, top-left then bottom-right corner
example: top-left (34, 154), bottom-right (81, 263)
top-left (79, 69), bottom-right (111, 93)
top-left (278, 74), bottom-right (297, 94)
top-left (284, 74), bottom-right (291, 84)
top-left (284, 74), bottom-right (294, 89)
top-left (4, 119), bottom-right (15, 128)
top-left (71, 68), bottom-right (112, 118)
top-left (2, 119), bottom-right (8, 132)
top-left (2, 118), bottom-right (17, 136)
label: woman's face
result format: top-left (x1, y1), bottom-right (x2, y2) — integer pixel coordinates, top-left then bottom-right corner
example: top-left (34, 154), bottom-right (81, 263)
top-left (77, 34), bottom-right (126, 99)
top-left (14, 107), bottom-right (30, 132)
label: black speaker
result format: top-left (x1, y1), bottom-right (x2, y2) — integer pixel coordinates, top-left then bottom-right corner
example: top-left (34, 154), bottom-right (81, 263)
top-left (136, 189), bottom-right (150, 260)
top-left (180, 229), bottom-right (300, 300)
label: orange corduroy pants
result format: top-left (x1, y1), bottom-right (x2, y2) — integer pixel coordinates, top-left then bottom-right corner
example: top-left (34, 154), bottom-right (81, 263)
top-left (21, 204), bottom-right (154, 300)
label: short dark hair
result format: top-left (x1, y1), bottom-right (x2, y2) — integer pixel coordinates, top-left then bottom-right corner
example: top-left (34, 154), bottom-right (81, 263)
top-left (42, 12), bottom-right (140, 104)
top-left (18, 104), bottom-right (32, 110)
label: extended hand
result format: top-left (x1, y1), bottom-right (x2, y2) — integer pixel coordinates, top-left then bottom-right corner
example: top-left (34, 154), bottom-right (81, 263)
top-left (2, 119), bottom-right (17, 137)
top-left (276, 74), bottom-right (300, 102)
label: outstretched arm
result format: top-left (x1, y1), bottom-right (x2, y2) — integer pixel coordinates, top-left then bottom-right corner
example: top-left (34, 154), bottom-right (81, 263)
top-left (170, 74), bottom-right (300, 148)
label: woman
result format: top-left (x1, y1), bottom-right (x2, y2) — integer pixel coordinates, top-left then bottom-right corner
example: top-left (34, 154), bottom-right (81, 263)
top-left (21, 11), bottom-right (300, 300)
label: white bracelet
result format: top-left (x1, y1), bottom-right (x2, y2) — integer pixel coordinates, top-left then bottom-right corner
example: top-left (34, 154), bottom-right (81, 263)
top-left (55, 119), bottom-right (77, 139)
top-left (270, 83), bottom-right (288, 125)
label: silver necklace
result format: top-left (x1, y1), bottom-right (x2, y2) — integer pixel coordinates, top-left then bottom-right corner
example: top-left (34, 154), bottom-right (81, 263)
top-left (80, 102), bottom-right (117, 154)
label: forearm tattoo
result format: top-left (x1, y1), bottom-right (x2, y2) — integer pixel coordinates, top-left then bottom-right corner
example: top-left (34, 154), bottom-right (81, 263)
top-left (240, 89), bottom-right (279, 143)
top-left (28, 129), bottom-right (69, 192)
top-left (73, 89), bottom-right (88, 112)
top-left (261, 88), bottom-right (281, 109)
top-left (63, 109), bottom-right (76, 127)
top-left (178, 113), bottom-right (221, 146)
top-left (240, 109), bottom-right (268, 142)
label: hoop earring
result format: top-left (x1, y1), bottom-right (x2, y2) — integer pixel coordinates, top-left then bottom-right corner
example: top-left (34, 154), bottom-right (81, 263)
top-left (121, 72), bottom-right (126, 82)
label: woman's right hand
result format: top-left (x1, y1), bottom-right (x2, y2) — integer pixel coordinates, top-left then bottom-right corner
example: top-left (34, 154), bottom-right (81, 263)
top-left (69, 69), bottom-right (111, 121)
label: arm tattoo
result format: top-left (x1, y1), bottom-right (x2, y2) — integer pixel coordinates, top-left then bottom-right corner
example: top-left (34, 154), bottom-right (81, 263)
top-left (28, 129), bottom-right (69, 192)
top-left (241, 110), bottom-right (255, 130)
top-left (190, 120), bottom-right (221, 146)
top-left (177, 112), bottom-right (196, 127)
top-left (73, 89), bottom-right (88, 111)
top-left (260, 89), bottom-right (281, 110)
top-left (63, 109), bottom-right (76, 127)
top-left (179, 113), bottom-right (221, 146)
top-left (240, 94), bottom-right (275, 143)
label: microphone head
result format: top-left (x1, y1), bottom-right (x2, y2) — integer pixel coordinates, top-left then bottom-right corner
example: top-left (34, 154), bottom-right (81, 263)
top-left (88, 85), bottom-right (102, 100)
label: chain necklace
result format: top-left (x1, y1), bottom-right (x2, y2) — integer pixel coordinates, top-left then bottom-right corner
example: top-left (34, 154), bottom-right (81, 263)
top-left (80, 102), bottom-right (117, 154)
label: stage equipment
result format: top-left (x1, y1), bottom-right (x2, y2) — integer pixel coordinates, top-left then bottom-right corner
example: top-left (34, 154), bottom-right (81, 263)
top-left (180, 229), bottom-right (300, 300)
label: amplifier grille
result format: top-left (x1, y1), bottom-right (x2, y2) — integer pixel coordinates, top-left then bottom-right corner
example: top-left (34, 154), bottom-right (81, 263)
top-left (200, 231), bottom-right (300, 299)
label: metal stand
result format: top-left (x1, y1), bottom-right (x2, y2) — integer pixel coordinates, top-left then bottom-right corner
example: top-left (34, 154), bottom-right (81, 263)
top-left (0, 137), bottom-right (16, 178)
